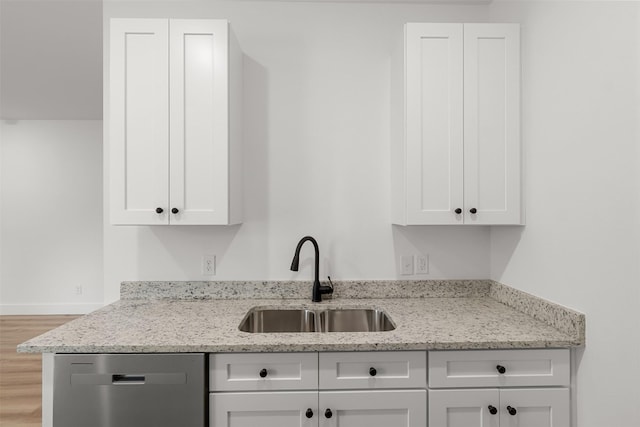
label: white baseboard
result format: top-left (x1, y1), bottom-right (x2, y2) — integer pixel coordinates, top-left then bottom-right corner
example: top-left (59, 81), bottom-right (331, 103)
top-left (0, 303), bottom-right (104, 315)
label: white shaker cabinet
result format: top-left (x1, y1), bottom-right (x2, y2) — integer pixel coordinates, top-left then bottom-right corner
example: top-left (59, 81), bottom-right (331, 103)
top-left (391, 23), bottom-right (522, 225)
top-left (108, 19), bottom-right (242, 225)
top-left (319, 351), bottom-right (427, 427)
top-left (429, 388), bottom-right (570, 427)
top-left (428, 350), bottom-right (570, 427)
top-left (209, 352), bottom-right (426, 427)
top-left (210, 391), bottom-right (318, 427)
top-left (211, 390), bottom-right (425, 427)
top-left (319, 390), bottom-right (426, 427)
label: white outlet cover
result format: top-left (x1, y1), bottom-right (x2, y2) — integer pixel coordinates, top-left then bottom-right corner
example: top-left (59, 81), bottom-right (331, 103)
top-left (416, 255), bottom-right (429, 274)
top-left (202, 255), bottom-right (216, 276)
top-left (400, 255), bottom-right (414, 275)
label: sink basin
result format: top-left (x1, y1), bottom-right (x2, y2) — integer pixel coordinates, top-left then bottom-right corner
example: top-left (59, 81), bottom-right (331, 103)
top-left (238, 309), bottom-right (316, 333)
top-left (239, 307), bottom-right (395, 333)
top-left (319, 308), bottom-right (395, 332)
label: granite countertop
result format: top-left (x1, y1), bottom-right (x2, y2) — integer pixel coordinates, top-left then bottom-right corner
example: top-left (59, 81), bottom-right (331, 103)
top-left (18, 280), bottom-right (585, 353)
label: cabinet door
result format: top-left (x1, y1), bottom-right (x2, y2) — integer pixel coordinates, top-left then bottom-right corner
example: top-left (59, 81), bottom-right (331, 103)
top-left (169, 20), bottom-right (231, 225)
top-left (500, 388), bottom-right (570, 427)
top-left (463, 24), bottom-right (521, 225)
top-left (210, 391), bottom-right (317, 427)
top-left (404, 23), bottom-right (464, 224)
top-left (319, 390), bottom-right (426, 427)
top-left (109, 19), bottom-right (170, 225)
top-left (429, 389), bottom-right (500, 427)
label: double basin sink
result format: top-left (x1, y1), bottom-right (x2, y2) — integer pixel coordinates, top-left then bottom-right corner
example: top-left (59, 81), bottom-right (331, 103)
top-left (239, 307), bottom-right (395, 333)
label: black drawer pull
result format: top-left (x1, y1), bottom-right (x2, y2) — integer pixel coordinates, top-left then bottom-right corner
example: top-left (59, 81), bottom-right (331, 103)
top-left (507, 406), bottom-right (517, 416)
top-left (305, 408), bottom-right (313, 418)
top-left (325, 409), bottom-right (333, 419)
top-left (369, 367), bottom-right (377, 377)
top-left (496, 365), bottom-right (506, 374)
top-left (259, 368), bottom-right (268, 378)
top-left (488, 405), bottom-right (497, 415)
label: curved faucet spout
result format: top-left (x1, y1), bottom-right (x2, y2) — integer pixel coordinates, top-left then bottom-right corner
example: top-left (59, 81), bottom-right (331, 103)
top-left (290, 236), bottom-right (333, 302)
top-left (290, 236), bottom-right (319, 277)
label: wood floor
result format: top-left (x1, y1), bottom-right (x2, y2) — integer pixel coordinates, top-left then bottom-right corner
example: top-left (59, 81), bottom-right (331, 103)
top-left (0, 315), bottom-right (78, 427)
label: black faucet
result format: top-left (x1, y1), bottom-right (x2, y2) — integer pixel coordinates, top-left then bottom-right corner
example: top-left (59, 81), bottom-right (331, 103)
top-left (290, 236), bottom-right (334, 302)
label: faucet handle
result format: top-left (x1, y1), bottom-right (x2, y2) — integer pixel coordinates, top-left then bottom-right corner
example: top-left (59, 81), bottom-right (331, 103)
top-left (327, 276), bottom-right (334, 290)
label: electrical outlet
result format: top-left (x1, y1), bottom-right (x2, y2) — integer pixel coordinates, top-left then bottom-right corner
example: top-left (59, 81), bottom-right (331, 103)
top-left (400, 255), bottom-right (414, 275)
top-left (202, 255), bottom-right (216, 276)
top-left (75, 286), bottom-right (83, 296)
top-left (415, 255), bottom-right (429, 275)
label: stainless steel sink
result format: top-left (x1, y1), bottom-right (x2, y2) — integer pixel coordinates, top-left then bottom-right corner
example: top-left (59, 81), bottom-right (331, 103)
top-left (319, 308), bottom-right (395, 332)
top-left (239, 307), bottom-right (395, 333)
top-left (238, 308), bottom-right (317, 333)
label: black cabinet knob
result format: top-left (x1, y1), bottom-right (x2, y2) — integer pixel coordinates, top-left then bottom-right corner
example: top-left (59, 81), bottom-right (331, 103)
top-left (470, 208), bottom-right (477, 214)
top-left (325, 409), bottom-right (333, 419)
top-left (305, 408), bottom-right (313, 419)
top-left (455, 208), bottom-right (462, 214)
top-left (488, 405), bottom-right (498, 415)
top-left (259, 368), bottom-right (268, 378)
top-left (156, 207), bottom-right (164, 214)
top-left (369, 367), bottom-right (377, 377)
top-left (171, 208), bottom-right (179, 214)
top-left (496, 365), bottom-right (506, 374)
top-left (507, 406), bottom-right (517, 416)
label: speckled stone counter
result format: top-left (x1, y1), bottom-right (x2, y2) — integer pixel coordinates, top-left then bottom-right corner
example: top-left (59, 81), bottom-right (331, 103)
top-left (17, 280), bottom-right (585, 353)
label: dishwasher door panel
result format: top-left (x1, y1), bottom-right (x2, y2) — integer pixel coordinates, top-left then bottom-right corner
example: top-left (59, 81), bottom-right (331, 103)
top-left (53, 353), bottom-right (205, 427)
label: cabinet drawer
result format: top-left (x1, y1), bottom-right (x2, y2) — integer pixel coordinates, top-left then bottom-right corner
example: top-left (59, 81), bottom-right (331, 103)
top-left (210, 353), bottom-right (318, 391)
top-left (319, 351), bottom-right (426, 389)
top-left (429, 349), bottom-right (570, 388)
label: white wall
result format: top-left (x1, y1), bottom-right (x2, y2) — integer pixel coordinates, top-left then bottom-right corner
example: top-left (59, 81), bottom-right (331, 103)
top-left (102, 1), bottom-right (494, 303)
top-left (489, 2), bottom-right (640, 427)
top-left (0, 1), bottom-right (102, 119)
top-left (0, 120), bottom-right (103, 314)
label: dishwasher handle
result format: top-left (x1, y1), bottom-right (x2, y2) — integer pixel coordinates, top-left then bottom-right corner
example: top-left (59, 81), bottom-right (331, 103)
top-left (112, 374), bottom-right (146, 384)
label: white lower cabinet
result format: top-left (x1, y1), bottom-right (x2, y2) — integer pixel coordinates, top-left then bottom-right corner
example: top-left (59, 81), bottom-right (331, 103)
top-left (210, 390), bottom-right (426, 427)
top-left (429, 388), bottom-right (569, 427)
top-left (209, 350), bottom-right (571, 427)
top-left (209, 352), bottom-right (426, 427)
top-left (499, 389), bottom-right (570, 427)
top-left (319, 390), bottom-right (426, 427)
top-left (428, 350), bottom-right (571, 427)
top-left (429, 389), bottom-right (500, 427)
top-left (210, 391), bottom-right (317, 427)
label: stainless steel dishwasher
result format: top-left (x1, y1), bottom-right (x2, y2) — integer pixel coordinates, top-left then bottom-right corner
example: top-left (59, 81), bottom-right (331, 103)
top-left (53, 353), bottom-right (205, 427)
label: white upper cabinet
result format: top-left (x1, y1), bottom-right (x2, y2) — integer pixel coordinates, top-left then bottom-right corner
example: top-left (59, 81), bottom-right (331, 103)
top-left (109, 19), bottom-right (168, 225)
top-left (109, 19), bottom-right (242, 225)
top-left (463, 24), bottom-right (521, 225)
top-left (391, 23), bottom-right (522, 225)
